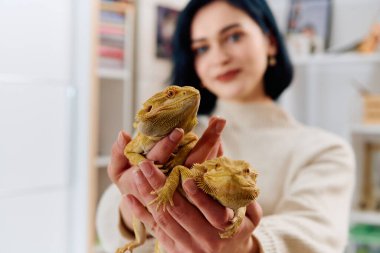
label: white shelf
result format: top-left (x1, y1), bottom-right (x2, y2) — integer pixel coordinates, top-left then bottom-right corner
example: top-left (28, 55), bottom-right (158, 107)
top-left (292, 52), bottom-right (380, 66)
top-left (96, 155), bottom-right (110, 168)
top-left (351, 211), bottom-right (380, 226)
top-left (98, 68), bottom-right (130, 80)
top-left (351, 124), bottom-right (380, 136)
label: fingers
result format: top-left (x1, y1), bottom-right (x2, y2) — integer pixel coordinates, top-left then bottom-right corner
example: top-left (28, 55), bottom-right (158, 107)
top-left (129, 161), bottom-right (258, 252)
top-left (110, 127), bottom-right (183, 194)
top-left (208, 140), bottom-right (223, 159)
top-left (185, 117), bottom-right (226, 166)
top-left (119, 194), bottom-right (137, 233)
top-left (146, 128), bottom-right (184, 164)
top-left (108, 131), bottom-right (132, 183)
top-left (138, 161), bottom-right (219, 242)
top-left (183, 179), bottom-right (234, 231)
top-left (117, 166), bottom-right (141, 197)
top-left (217, 142), bottom-right (224, 157)
top-left (133, 163), bottom-right (195, 248)
top-left (245, 201), bottom-right (262, 228)
top-left (123, 194), bottom-right (176, 250)
top-left (138, 160), bottom-right (166, 192)
top-left (233, 201), bottom-right (262, 239)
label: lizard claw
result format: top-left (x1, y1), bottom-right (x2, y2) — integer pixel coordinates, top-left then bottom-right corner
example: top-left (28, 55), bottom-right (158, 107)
top-left (116, 241), bottom-right (138, 253)
top-left (148, 191), bottom-right (174, 212)
top-left (219, 222), bottom-right (239, 238)
top-left (154, 163), bottom-right (163, 169)
top-left (219, 215), bottom-right (243, 238)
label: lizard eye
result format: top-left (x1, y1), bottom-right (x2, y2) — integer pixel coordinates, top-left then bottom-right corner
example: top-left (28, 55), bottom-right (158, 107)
top-left (146, 105), bottom-right (152, 112)
top-left (243, 168), bottom-right (250, 174)
top-left (167, 90), bottom-right (175, 98)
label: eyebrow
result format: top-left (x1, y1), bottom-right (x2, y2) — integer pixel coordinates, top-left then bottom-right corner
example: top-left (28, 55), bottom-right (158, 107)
top-left (191, 23), bottom-right (242, 44)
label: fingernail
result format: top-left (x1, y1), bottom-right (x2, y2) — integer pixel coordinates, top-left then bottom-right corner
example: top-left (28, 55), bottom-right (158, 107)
top-left (215, 119), bottom-right (226, 134)
top-left (208, 116), bottom-right (217, 126)
top-left (117, 131), bottom-right (126, 149)
top-left (140, 160), bottom-right (153, 178)
top-left (184, 179), bottom-right (197, 195)
top-left (133, 168), bottom-right (144, 185)
top-left (169, 128), bottom-right (183, 142)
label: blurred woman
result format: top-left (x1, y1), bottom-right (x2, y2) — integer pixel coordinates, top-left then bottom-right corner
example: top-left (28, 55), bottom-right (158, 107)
top-left (97, 1), bottom-right (355, 252)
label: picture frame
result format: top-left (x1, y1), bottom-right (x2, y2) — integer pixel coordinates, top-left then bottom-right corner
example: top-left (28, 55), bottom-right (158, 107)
top-left (156, 5), bottom-right (180, 59)
top-left (286, 0), bottom-right (332, 55)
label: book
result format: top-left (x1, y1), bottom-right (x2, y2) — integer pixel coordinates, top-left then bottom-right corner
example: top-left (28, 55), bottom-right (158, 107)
top-left (99, 46), bottom-right (124, 60)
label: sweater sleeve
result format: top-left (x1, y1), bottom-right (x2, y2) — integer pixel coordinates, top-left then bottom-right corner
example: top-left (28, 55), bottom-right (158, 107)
top-left (253, 132), bottom-right (355, 253)
top-left (96, 184), bottom-right (156, 253)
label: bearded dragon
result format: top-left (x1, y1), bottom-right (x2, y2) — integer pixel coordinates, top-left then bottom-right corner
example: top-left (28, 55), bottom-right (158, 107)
top-left (123, 85), bottom-right (200, 172)
top-left (117, 86), bottom-right (200, 253)
top-left (150, 156), bottom-right (259, 239)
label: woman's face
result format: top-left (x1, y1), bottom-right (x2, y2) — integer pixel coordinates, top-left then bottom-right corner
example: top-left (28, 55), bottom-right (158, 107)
top-left (191, 1), bottom-right (276, 102)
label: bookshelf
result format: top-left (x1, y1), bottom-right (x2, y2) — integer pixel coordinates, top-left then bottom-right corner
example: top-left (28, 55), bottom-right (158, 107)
top-left (349, 124), bottom-right (380, 253)
top-left (352, 124), bottom-right (380, 137)
top-left (94, 1), bottom-right (136, 252)
top-left (292, 52), bottom-right (380, 66)
top-left (96, 0), bottom-right (136, 164)
top-left (351, 211), bottom-right (380, 226)
top-left (98, 68), bottom-right (130, 80)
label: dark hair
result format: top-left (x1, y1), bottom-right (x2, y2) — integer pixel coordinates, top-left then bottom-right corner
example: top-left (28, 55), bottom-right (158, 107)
top-left (170, 0), bottom-right (293, 114)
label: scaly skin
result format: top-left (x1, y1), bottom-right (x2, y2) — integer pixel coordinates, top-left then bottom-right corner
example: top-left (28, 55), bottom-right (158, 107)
top-left (150, 157), bottom-right (260, 239)
top-left (118, 86), bottom-right (200, 253)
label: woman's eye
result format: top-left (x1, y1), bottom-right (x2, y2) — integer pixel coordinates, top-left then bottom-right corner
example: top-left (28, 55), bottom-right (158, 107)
top-left (194, 46), bottom-right (208, 56)
top-left (227, 33), bottom-right (242, 43)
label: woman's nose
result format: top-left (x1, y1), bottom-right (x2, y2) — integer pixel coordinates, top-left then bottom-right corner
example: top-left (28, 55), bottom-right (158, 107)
top-left (211, 46), bottom-right (231, 65)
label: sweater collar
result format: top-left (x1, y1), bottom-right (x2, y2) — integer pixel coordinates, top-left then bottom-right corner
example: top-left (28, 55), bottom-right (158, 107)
top-left (212, 99), bottom-right (298, 129)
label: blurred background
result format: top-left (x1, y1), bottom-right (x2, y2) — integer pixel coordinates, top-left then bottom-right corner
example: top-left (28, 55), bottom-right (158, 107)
top-left (0, 0), bottom-right (379, 252)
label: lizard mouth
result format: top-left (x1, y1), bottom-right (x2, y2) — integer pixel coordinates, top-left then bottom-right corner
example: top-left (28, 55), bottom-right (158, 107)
top-left (239, 188), bottom-right (259, 200)
top-left (241, 185), bottom-right (255, 190)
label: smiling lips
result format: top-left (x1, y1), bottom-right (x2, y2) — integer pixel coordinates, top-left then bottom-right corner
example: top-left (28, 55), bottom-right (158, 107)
top-left (216, 69), bottom-right (241, 82)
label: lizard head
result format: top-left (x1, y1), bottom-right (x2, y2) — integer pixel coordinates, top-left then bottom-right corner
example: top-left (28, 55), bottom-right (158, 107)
top-left (135, 86), bottom-right (200, 137)
top-left (193, 157), bottom-right (259, 210)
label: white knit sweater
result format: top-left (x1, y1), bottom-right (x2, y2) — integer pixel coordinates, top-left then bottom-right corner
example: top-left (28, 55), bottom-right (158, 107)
top-left (96, 100), bottom-right (355, 253)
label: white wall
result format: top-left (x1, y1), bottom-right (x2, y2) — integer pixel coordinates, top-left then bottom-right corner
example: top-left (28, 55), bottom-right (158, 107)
top-left (0, 0), bottom-right (94, 252)
top-left (266, 0), bottom-right (290, 34)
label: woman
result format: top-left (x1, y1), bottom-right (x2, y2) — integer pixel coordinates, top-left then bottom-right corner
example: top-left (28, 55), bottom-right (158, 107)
top-left (97, 1), bottom-right (355, 252)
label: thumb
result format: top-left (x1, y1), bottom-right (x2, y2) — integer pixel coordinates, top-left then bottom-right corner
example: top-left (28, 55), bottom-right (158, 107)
top-left (108, 131), bottom-right (132, 183)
